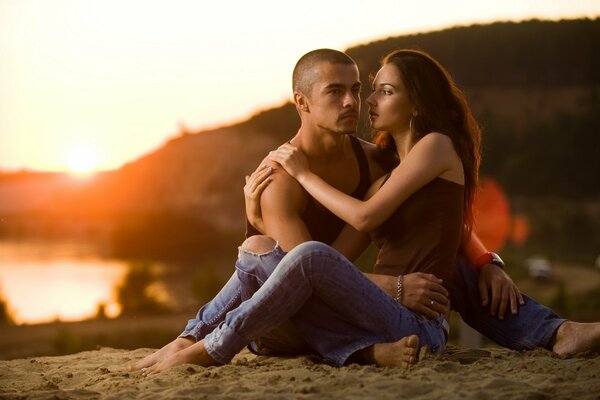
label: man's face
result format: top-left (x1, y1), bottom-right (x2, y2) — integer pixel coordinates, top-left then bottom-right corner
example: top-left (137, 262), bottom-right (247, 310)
top-left (303, 62), bottom-right (361, 135)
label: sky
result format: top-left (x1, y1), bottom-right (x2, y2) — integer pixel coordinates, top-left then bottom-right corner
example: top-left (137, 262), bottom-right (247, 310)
top-left (1, 0), bottom-right (599, 173)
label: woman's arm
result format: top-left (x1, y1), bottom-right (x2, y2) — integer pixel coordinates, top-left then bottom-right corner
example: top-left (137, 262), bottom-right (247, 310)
top-left (270, 133), bottom-right (458, 232)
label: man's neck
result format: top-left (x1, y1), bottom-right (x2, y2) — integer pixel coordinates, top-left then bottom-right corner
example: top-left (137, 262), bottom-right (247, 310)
top-left (291, 126), bottom-right (350, 164)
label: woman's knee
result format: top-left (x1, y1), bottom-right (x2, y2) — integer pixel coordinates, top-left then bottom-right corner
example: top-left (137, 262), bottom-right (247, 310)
top-left (240, 235), bottom-right (277, 255)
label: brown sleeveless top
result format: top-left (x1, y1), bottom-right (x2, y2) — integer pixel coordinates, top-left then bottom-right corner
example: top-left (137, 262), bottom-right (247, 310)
top-left (246, 135), bottom-right (371, 244)
top-left (370, 177), bottom-right (464, 286)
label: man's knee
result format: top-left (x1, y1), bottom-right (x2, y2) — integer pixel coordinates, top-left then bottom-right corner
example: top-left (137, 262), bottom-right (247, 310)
top-left (240, 235), bottom-right (277, 254)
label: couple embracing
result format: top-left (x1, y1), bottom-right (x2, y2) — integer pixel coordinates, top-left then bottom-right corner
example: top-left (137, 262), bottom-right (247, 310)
top-left (131, 48), bottom-right (600, 375)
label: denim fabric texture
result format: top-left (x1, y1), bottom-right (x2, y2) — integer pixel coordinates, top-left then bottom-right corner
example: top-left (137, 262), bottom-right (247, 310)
top-left (449, 256), bottom-right (566, 350)
top-left (202, 241), bottom-right (447, 366)
top-left (181, 242), bottom-right (565, 366)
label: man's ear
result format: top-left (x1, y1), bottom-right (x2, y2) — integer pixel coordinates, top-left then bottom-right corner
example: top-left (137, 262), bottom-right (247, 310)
top-left (294, 91), bottom-right (309, 112)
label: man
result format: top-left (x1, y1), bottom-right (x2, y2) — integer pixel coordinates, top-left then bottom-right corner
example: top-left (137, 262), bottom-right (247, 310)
top-left (242, 49), bottom-right (599, 355)
top-left (132, 49), bottom-right (598, 374)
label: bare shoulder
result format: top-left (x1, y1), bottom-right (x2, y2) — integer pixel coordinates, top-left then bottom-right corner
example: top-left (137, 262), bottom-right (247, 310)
top-left (356, 136), bottom-right (379, 158)
top-left (261, 165), bottom-right (307, 212)
top-left (419, 132), bottom-right (454, 148)
top-left (414, 132), bottom-right (458, 158)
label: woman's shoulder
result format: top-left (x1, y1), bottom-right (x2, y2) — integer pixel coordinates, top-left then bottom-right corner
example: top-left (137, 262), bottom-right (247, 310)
top-left (417, 132), bottom-right (453, 149)
top-left (415, 132), bottom-right (463, 184)
top-left (409, 132), bottom-right (456, 159)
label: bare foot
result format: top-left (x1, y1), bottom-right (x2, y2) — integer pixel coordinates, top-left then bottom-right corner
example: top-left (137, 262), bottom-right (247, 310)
top-left (128, 337), bottom-right (195, 371)
top-left (142, 339), bottom-right (219, 376)
top-left (371, 335), bottom-right (420, 370)
top-left (553, 321), bottom-right (600, 355)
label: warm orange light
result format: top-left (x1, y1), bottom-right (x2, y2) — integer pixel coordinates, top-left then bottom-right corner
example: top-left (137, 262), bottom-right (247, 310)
top-left (474, 178), bottom-right (511, 252)
top-left (66, 144), bottom-right (99, 176)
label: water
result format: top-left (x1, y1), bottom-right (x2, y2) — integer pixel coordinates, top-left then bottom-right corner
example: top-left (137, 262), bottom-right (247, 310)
top-left (0, 240), bottom-right (128, 324)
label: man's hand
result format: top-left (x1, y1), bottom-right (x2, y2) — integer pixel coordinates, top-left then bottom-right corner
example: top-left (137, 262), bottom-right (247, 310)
top-left (478, 264), bottom-right (525, 319)
top-left (402, 273), bottom-right (450, 319)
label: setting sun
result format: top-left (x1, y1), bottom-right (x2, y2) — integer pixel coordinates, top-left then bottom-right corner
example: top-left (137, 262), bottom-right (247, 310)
top-left (67, 144), bottom-right (100, 176)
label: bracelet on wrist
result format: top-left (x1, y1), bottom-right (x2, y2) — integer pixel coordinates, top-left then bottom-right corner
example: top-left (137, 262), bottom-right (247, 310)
top-left (395, 274), bottom-right (404, 304)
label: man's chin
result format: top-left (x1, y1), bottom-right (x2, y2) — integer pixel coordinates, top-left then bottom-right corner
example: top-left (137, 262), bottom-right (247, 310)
top-left (337, 123), bottom-right (358, 135)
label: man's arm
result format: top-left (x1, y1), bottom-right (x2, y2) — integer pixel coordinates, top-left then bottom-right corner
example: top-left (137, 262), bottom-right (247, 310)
top-left (260, 168), bottom-right (312, 251)
top-left (461, 232), bottom-right (524, 319)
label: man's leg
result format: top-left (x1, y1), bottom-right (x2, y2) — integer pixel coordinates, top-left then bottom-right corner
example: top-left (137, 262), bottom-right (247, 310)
top-left (235, 236), bottom-right (313, 356)
top-left (203, 241), bottom-right (447, 367)
top-left (450, 256), bottom-right (565, 350)
top-left (130, 236), bottom-right (284, 371)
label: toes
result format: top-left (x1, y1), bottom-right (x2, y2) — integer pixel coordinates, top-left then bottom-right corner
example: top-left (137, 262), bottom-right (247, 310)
top-left (141, 365), bottom-right (158, 377)
top-left (407, 335), bottom-right (419, 350)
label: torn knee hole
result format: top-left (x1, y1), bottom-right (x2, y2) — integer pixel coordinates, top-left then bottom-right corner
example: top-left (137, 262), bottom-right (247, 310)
top-left (240, 235), bottom-right (277, 254)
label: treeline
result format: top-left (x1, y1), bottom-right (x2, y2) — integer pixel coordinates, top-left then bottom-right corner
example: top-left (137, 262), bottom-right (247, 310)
top-left (348, 19), bottom-right (600, 88)
top-left (481, 90), bottom-right (600, 198)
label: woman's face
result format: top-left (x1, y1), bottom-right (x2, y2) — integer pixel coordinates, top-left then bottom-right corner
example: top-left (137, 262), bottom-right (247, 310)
top-left (367, 63), bottom-right (414, 133)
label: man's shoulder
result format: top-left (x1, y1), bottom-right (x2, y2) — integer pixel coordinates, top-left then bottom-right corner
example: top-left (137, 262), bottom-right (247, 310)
top-left (355, 135), bottom-right (390, 180)
top-left (355, 136), bottom-right (381, 160)
top-left (261, 166), bottom-right (307, 211)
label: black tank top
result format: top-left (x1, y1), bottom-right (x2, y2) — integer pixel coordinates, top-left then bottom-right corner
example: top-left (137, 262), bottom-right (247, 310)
top-left (246, 135), bottom-right (371, 244)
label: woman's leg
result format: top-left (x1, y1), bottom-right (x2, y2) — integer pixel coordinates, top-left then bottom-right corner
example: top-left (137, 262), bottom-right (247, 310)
top-left (450, 255), bottom-right (566, 350)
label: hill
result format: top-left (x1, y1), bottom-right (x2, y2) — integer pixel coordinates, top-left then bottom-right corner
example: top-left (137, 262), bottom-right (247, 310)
top-left (1, 19), bottom-right (598, 262)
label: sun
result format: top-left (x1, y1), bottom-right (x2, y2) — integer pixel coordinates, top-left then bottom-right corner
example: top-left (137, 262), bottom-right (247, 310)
top-left (67, 144), bottom-right (100, 176)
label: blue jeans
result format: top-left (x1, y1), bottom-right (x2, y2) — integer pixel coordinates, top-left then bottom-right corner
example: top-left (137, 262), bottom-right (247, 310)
top-left (198, 241), bottom-right (447, 366)
top-left (180, 243), bottom-right (287, 342)
top-left (449, 256), bottom-right (566, 350)
top-left (181, 242), bottom-right (566, 360)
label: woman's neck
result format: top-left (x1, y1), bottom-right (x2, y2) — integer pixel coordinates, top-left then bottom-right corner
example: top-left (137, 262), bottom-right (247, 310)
top-left (390, 129), bottom-right (414, 160)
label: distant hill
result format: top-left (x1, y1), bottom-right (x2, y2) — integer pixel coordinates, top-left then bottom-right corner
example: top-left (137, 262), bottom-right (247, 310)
top-left (1, 18), bottom-right (598, 262)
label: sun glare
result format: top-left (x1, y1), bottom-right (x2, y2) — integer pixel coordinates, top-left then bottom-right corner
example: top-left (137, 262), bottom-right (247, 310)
top-left (67, 144), bottom-right (99, 176)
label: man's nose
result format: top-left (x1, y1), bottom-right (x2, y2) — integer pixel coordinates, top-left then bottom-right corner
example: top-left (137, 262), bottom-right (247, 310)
top-left (342, 91), bottom-right (358, 108)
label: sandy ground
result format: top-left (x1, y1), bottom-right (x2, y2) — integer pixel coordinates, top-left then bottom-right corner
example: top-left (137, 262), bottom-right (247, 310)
top-left (0, 346), bottom-right (599, 399)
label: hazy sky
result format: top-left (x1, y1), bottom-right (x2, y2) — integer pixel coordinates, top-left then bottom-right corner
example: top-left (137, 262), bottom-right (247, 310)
top-left (1, 0), bottom-right (599, 173)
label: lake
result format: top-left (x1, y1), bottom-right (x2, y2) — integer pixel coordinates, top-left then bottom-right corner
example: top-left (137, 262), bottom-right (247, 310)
top-left (0, 240), bottom-right (129, 324)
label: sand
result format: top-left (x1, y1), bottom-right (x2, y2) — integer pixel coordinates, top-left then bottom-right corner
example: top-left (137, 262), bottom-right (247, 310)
top-left (0, 346), bottom-right (599, 399)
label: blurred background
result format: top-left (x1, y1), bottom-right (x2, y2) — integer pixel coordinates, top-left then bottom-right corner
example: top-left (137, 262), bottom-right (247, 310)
top-left (1, 0), bottom-right (599, 359)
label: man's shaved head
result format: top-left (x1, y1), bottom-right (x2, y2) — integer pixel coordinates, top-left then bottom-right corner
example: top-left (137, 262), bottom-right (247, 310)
top-left (292, 49), bottom-right (356, 97)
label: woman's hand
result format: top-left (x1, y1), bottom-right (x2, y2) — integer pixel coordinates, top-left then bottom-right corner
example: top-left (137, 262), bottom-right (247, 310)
top-left (268, 143), bottom-right (310, 180)
top-left (401, 273), bottom-right (450, 319)
top-left (244, 164), bottom-right (273, 233)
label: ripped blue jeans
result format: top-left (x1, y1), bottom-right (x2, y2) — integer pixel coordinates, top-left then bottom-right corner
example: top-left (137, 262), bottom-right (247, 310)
top-left (181, 241), bottom-right (447, 366)
top-left (181, 241), bottom-right (310, 355)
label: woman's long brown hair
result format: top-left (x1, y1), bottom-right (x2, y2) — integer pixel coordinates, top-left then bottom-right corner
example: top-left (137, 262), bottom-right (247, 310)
top-left (373, 49), bottom-right (482, 241)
